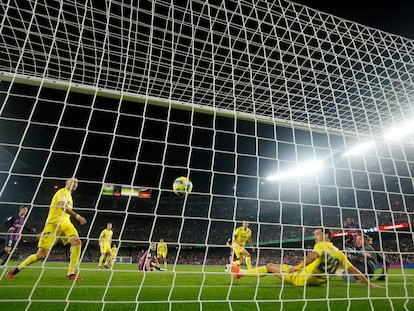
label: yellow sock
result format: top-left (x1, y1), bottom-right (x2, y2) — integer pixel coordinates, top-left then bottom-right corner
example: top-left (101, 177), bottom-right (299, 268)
top-left (68, 244), bottom-right (81, 275)
top-left (104, 255), bottom-right (111, 266)
top-left (98, 254), bottom-right (105, 266)
top-left (245, 256), bottom-right (252, 269)
top-left (18, 254), bottom-right (38, 270)
top-left (244, 265), bottom-right (268, 276)
top-left (233, 260), bottom-right (240, 266)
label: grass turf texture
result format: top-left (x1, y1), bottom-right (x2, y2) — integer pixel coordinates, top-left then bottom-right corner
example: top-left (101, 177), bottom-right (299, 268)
top-left (0, 262), bottom-right (413, 311)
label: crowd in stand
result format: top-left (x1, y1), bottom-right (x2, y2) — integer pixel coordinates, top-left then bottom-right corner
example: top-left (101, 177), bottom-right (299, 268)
top-left (5, 229), bottom-right (413, 266)
top-left (1, 201), bottom-right (413, 266)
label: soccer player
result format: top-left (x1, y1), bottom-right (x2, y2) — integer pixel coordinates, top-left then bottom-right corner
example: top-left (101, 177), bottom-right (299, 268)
top-left (232, 228), bottom-right (382, 289)
top-left (7, 178), bottom-right (87, 280)
top-left (0, 206), bottom-right (36, 267)
top-left (224, 237), bottom-right (234, 272)
top-left (138, 243), bottom-right (161, 271)
top-left (157, 238), bottom-right (168, 269)
top-left (376, 252), bottom-right (390, 281)
top-left (98, 222), bottom-right (113, 269)
top-left (110, 244), bottom-right (118, 268)
top-left (336, 234), bottom-right (377, 281)
top-left (232, 220), bottom-right (255, 269)
top-left (345, 217), bottom-right (359, 247)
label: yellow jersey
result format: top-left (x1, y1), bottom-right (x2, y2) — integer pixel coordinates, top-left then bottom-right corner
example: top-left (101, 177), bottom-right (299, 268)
top-left (282, 241), bottom-right (353, 286)
top-left (157, 242), bottom-right (167, 254)
top-left (45, 188), bottom-right (73, 225)
top-left (306, 241), bottom-right (352, 277)
top-left (233, 227), bottom-right (252, 246)
top-left (111, 246), bottom-right (118, 258)
top-left (100, 229), bottom-right (113, 245)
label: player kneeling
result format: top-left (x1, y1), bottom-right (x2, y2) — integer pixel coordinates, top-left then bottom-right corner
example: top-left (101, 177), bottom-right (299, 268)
top-left (138, 243), bottom-right (166, 272)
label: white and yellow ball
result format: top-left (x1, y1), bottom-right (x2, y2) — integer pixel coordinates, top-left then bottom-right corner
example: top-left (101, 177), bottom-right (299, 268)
top-left (173, 176), bottom-right (193, 195)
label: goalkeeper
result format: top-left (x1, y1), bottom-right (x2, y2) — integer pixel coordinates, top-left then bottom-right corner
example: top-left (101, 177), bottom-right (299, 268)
top-left (336, 234), bottom-right (377, 281)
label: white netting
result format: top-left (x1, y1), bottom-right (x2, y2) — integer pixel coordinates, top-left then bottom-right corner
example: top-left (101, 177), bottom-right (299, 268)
top-left (115, 256), bottom-right (132, 264)
top-left (0, 0), bottom-right (414, 310)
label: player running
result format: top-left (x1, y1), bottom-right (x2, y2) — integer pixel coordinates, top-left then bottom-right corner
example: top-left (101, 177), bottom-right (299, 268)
top-left (0, 206), bottom-right (36, 267)
top-left (7, 178), bottom-right (87, 280)
top-left (232, 220), bottom-right (255, 269)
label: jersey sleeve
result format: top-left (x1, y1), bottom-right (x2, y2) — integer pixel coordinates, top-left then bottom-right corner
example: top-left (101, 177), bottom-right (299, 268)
top-left (3, 216), bottom-right (15, 229)
top-left (339, 252), bottom-right (353, 270)
top-left (55, 189), bottom-right (68, 205)
top-left (312, 242), bottom-right (325, 256)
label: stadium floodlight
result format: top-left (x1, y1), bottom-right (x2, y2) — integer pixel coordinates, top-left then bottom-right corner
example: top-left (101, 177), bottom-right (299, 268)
top-left (266, 161), bottom-right (323, 181)
top-left (342, 141), bottom-right (375, 157)
top-left (384, 122), bottom-right (414, 141)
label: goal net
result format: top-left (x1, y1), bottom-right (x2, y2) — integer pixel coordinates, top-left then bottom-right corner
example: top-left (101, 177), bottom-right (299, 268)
top-left (115, 256), bottom-right (132, 265)
top-left (1, 0), bottom-right (414, 310)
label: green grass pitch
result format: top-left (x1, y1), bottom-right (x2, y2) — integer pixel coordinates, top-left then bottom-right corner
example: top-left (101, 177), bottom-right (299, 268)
top-left (0, 262), bottom-right (413, 311)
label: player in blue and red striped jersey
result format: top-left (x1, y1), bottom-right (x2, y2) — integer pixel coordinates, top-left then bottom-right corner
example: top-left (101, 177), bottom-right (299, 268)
top-left (138, 243), bottom-right (162, 271)
top-left (345, 217), bottom-right (360, 247)
top-left (0, 206), bottom-right (36, 267)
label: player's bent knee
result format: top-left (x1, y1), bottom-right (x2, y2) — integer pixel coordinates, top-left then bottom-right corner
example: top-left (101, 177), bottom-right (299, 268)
top-left (37, 249), bottom-right (49, 260)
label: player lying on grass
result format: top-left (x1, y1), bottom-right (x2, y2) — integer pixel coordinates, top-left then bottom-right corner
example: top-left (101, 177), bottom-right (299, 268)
top-left (232, 228), bottom-right (383, 288)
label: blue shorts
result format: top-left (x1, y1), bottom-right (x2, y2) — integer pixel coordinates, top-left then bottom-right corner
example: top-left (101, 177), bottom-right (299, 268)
top-left (5, 237), bottom-right (17, 249)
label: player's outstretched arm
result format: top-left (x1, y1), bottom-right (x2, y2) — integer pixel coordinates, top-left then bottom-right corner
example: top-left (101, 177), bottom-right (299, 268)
top-left (288, 251), bottom-right (319, 273)
top-left (348, 265), bottom-right (384, 288)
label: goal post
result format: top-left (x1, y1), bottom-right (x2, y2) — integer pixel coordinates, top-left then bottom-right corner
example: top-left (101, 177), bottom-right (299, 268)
top-left (0, 0), bottom-right (413, 310)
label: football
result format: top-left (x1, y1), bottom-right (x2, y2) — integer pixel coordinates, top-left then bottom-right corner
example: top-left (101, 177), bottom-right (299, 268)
top-left (173, 176), bottom-right (193, 195)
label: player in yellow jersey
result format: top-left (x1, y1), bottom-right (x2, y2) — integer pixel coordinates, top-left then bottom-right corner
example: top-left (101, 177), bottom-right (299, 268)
top-left (157, 238), bottom-right (168, 269)
top-left (98, 222), bottom-right (113, 269)
top-left (110, 244), bottom-right (118, 268)
top-left (232, 220), bottom-right (255, 270)
top-left (232, 228), bottom-right (383, 289)
top-left (7, 178), bottom-right (87, 280)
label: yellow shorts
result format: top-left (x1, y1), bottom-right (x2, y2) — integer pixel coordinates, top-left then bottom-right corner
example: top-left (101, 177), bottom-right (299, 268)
top-left (281, 264), bottom-right (327, 287)
top-left (38, 222), bottom-right (79, 249)
top-left (232, 243), bottom-right (246, 259)
top-left (100, 243), bottom-right (111, 254)
top-left (157, 252), bottom-right (167, 259)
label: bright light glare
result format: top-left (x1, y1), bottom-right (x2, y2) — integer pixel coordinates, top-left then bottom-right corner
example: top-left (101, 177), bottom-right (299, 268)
top-left (384, 123), bottom-right (414, 141)
top-left (266, 161), bottom-right (323, 181)
top-left (342, 141), bottom-right (375, 157)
